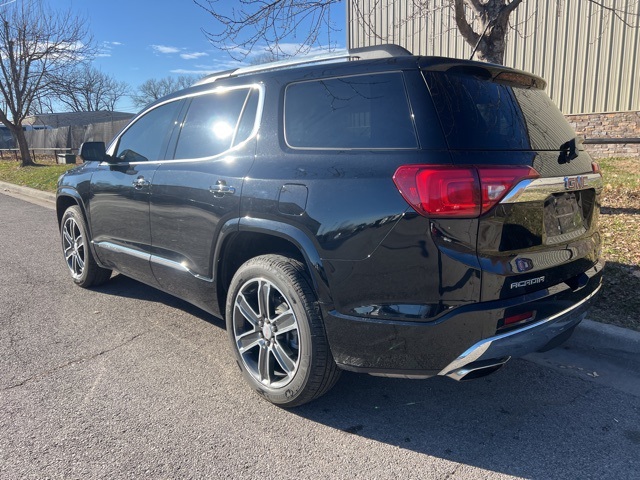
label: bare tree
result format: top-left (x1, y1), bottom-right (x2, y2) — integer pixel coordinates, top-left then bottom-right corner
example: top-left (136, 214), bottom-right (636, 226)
top-left (195, 0), bottom-right (639, 65)
top-left (132, 76), bottom-right (198, 109)
top-left (195, 0), bottom-right (342, 60)
top-left (0, 0), bottom-right (93, 166)
top-left (51, 65), bottom-right (129, 112)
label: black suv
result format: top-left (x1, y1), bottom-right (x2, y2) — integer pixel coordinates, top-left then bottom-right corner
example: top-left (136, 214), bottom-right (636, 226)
top-left (57, 45), bottom-right (603, 407)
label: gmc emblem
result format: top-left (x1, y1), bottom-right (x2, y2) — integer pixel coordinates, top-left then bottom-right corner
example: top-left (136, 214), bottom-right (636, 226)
top-left (564, 175), bottom-right (588, 190)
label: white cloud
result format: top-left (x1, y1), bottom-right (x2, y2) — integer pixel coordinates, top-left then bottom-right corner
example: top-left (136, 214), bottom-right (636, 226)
top-left (151, 44), bottom-right (180, 54)
top-left (168, 44), bottom-right (340, 77)
top-left (239, 43), bottom-right (339, 62)
top-left (180, 51), bottom-right (209, 60)
top-left (170, 68), bottom-right (216, 75)
top-left (274, 43), bottom-right (337, 57)
top-left (98, 41), bottom-right (124, 58)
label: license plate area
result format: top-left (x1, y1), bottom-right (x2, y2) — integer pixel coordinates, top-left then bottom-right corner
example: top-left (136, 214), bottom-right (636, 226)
top-left (543, 191), bottom-right (591, 244)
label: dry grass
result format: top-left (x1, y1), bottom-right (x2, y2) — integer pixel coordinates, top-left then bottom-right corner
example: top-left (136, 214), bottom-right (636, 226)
top-left (0, 156), bottom-right (76, 192)
top-left (590, 157), bottom-right (640, 331)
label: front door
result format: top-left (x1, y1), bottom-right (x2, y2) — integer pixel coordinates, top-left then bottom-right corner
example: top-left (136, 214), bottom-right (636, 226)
top-left (89, 98), bottom-right (186, 286)
top-left (89, 162), bottom-right (159, 285)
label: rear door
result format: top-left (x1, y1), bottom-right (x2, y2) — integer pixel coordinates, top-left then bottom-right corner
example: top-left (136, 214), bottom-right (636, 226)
top-left (149, 85), bottom-right (261, 312)
top-left (423, 68), bottom-right (602, 302)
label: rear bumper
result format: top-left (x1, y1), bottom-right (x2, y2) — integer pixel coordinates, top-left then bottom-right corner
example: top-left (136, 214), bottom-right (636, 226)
top-left (438, 283), bottom-right (599, 380)
top-left (323, 260), bottom-right (603, 376)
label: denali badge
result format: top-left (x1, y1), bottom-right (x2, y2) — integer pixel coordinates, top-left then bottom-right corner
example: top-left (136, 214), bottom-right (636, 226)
top-left (511, 276), bottom-right (545, 289)
top-left (564, 175), bottom-right (588, 190)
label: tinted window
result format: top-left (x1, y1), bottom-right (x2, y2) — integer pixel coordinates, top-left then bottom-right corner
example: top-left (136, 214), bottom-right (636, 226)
top-left (424, 71), bottom-right (530, 151)
top-left (513, 88), bottom-right (577, 150)
top-left (424, 71), bottom-right (575, 151)
top-left (116, 100), bottom-right (183, 162)
top-left (285, 72), bottom-right (418, 149)
top-left (174, 88), bottom-right (250, 159)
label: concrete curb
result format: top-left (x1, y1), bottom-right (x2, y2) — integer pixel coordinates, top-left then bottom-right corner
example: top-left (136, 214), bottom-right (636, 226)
top-left (0, 180), bottom-right (55, 204)
top-left (573, 318), bottom-right (640, 356)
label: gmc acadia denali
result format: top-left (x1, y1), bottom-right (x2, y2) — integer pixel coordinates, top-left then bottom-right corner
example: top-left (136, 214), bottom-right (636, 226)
top-left (57, 45), bottom-right (603, 407)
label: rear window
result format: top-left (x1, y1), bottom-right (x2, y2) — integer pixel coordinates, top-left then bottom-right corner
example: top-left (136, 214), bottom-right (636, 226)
top-left (424, 71), bottom-right (575, 151)
top-left (285, 72), bottom-right (418, 149)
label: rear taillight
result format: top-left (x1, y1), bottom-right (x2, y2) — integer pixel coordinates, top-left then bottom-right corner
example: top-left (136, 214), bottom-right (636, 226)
top-left (393, 165), bottom-right (539, 218)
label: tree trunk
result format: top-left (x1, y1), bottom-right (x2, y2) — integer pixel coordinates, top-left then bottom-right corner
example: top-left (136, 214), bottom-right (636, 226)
top-left (453, 0), bottom-right (524, 66)
top-left (474, 28), bottom-right (508, 64)
top-left (12, 126), bottom-right (35, 167)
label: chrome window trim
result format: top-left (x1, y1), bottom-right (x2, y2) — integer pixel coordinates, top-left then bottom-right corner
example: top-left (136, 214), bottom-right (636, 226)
top-left (283, 70), bottom-right (420, 151)
top-left (103, 83), bottom-right (264, 166)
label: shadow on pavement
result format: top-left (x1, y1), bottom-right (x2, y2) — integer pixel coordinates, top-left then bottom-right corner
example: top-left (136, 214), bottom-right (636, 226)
top-left (88, 273), bottom-right (640, 478)
top-left (91, 273), bottom-right (224, 327)
top-left (293, 361), bottom-right (639, 478)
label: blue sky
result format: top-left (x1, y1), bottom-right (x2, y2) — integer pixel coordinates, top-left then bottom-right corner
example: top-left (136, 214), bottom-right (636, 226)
top-left (49, 0), bottom-right (347, 112)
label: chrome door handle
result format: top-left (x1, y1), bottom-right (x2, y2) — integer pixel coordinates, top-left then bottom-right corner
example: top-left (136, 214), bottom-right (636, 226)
top-left (209, 181), bottom-right (236, 197)
top-left (132, 176), bottom-right (150, 189)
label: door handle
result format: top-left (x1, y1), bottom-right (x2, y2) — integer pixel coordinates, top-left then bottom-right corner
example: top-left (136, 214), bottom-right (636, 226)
top-left (132, 176), bottom-right (150, 189)
top-left (209, 180), bottom-right (236, 197)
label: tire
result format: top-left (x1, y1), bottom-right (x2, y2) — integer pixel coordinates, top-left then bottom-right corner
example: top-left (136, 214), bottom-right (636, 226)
top-left (226, 254), bottom-right (341, 407)
top-left (60, 206), bottom-right (112, 288)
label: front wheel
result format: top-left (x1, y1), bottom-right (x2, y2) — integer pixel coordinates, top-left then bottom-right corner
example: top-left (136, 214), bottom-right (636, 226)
top-left (60, 206), bottom-right (112, 288)
top-left (226, 255), bottom-right (341, 407)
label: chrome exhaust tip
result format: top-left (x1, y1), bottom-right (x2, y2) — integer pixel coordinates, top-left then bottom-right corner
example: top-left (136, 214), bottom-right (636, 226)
top-left (442, 357), bottom-right (511, 382)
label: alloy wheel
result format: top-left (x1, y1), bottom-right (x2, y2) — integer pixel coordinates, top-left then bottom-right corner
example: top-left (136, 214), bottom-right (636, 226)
top-left (232, 278), bottom-right (301, 388)
top-left (62, 217), bottom-right (85, 279)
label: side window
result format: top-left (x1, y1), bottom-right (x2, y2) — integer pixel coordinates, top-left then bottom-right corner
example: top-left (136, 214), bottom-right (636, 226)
top-left (233, 89), bottom-right (259, 147)
top-left (174, 88), bottom-right (251, 159)
top-left (115, 100), bottom-right (183, 162)
top-left (285, 72), bottom-right (418, 149)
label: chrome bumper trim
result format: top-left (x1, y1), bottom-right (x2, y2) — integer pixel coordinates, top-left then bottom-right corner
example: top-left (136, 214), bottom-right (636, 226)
top-left (438, 283), bottom-right (602, 380)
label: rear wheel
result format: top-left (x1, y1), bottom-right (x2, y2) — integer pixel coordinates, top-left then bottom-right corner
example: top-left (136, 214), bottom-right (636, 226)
top-left (226, 255), bottom-right (341, 407)
top-left (61, 206), bottom-right (112, 288)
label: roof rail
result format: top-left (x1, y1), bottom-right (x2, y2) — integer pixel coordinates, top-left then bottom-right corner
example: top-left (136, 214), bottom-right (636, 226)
top-left (193, 43), bottom-right (413, 87)
top-left (349, 44), bottom-right (412, 59)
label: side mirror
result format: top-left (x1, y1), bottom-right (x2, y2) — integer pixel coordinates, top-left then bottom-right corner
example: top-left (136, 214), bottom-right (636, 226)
top-left (79, 141), bottom-right (106, 163)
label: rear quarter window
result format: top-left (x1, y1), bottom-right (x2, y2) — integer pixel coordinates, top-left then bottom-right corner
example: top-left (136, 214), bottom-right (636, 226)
top-left (284, 72), bottom-right (418, 149)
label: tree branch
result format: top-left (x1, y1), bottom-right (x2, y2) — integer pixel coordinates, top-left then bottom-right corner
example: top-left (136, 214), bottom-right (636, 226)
top-left (453, 0), bottom-right (480, 46)
top-left (584, 0), bottom-right (640, 27)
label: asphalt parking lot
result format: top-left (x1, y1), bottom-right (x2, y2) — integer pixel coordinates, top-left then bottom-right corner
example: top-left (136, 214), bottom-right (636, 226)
top-left (1, 190), bottom-right (639, 479)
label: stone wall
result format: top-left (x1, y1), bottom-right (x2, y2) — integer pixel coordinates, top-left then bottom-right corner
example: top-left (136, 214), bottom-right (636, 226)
top-left (566, 111), bottom-right (640, 158)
